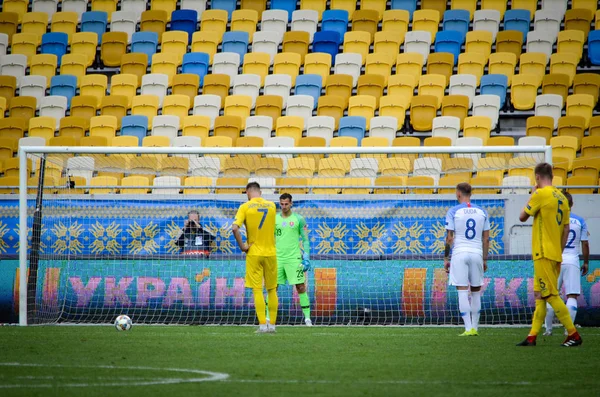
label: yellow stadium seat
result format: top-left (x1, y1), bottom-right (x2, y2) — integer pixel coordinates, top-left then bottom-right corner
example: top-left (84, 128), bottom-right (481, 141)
top-left (542, 74), bottom-right (570, 105)
top-left (28, 117), bottom-right (56, 141)
top-left (507, 157), bottom-right (536, 182)
top-left (329, 136), bottom-right (358, 171)
top-left (182, 115), bottom-right (211, 140)
top-left (465, 31), bottom-right (493, 62)
top-left (276, 116), bottom-right (304, 144)
top-left (309, 177), bottom-right (341, 194)
top-left (573, 73), bottom-right (600, 106)
top-left (287, 157), bottom-right (317, 177)
top-left (89, 176), bottom-right (118, 194)
top-left (374, 175), bottom-right (407, 194)
top-left (254, 157), bottom-right (284, 177)
top-left (277, 177), bottom-right (310, 194)
top-left (172, 74), bottom-right (200, 103)
top-left (120, 176), bottom-right (150, 194)
top-left (486, 136), bottom-right (515, 161)
top-left (214, 115), bottom-right (243, 145)
top-left (131, 95), bottom-right (159, 128)
top-left (518, 53), bottom-right (546, 87)
top-left (525, 116), bottom-right (554, 143)
top-left (215, 177), bottom-right (247, 194)
top-left (120, 54), bottom-right (148, 86)
top-left (424, 136), bottom-right (451, 160)
top-left (237, 136), bottom-right (264, 148)
top-left (452, 0), bottom-right (477, 20)
top-left (200, 10), bottom-right (228, 37)
top-left (406, 176), bottom-right (435, 194)
top-left (317, 95), bottom-right (345, 129)
top-left (476, 158), bottom-right (506, 182)
top-left (57, 176), bottom-right (86, 194)
top-left (511, 74), bottom-right (539, 110)
top-left (357, 74), bottom-right (385, 107)
top-left (426, 53), bottom-right (454, 84)
top-left (0, 97), bottom-right (5, 119)
top-left (191, 31), bottom-right (221, 64)
top-left (71, 32), bottom-right (99, 68)
top-left (203, 74), bottom-right (230, 108)
top-left (566, 176), bottom-right (596, 194)
top-left (582, 136), bottom-right (600, 157)
top-left (27, 175), bottom-right (58, 194)
top-left (438, 175), bottom-right (469, 194)
top-left (488, 52), bottom-right (517, 85)
top-left (482, 0), bottom-right (507, 18)
top-left (92, 0), bottom-right (118, 20)
top-left (100, 95), bottom-right (128, 127)
top-left (9, 96), bottom-right (36, 123)
top-left (255, 95), bottom-right (283, 123)
top-left (360, 136), bottom-right (389, 160)
top-left (557, 30), bottom-right (585, 62)
top-left (282, 31), bottom-right (310, 63)
top-left (551, 136), bottom-right (578, 167)
top-left (273, 52), bottom-right (302, 85)
top-left (410, 95), bottom-right (437, 132)
top-left (318, 157), bottom-right (346, 177)
top-left (573, 0), bottom-right (597, 14)
top-left (110, 74), bottom-right (137, 108)
top-left (151, 0), bottom-right (177, 21)
top-left (566, 94), bottom-right (594, 129)
top-left (421, 0), bottom-right (446, 18)
top-left (418, 74), bottom-right (446, 109)
top-left (441, 95), bottom-right (470, 129)
top-left (0, 12), bottom-right (19, 44)
top-left (463, 116), bottom-right (492, 145)
top-left (457, 52), bottom-right (486, 85)
top-left (348, 95), bottom-right (376, 128)
top-left (151, 53), bottom-right (178, 86)
top-left (413, 9), bottom-right (441, 41)
top-left (112, 135), bottom-right (139, 147)
top-left (365, 53), bottom-right (393, 86)
top-left (352, 10), bottom-right (379, 43)
top-left (342, 177), bottom-right (373, 194)
top-left (70, 96), bottom-right (98, 129)
top-left (495, 30), bottom-right (523, 59)
top-left (224, 95), bottom-right (252, 129)
top-left (101, 32), bottom-right (128, 67)
top-left (128, 156), bottom-right (159, 183)
top-left (557, 116), bottom-right (585, 150)
top-left (141, 10), bottom-right (168, 40)
top-left (242, 0), bottom-right (267, 18)
top-left (572, 157), bottom-right (600, 179)
top-left (378, 96), bottom-right (406, 130)
top-left (21, 12), bottom-right (47, 41)
top-left (564, 9), bottom-right (594, 39)
top-left (382, 10), bottom-right (409, 44)
top-left (242, 52), bottom-right (270, 86)
top-left (11, 33), bottom-right (39, 64)
top-left (30, 55), bottom-right (57, 88)
top-left (471, 176), bottom-right (500, 194)
top-left (549, 54), bottom-right (577, 87)
top-left (361, 0), bottom-right (386, 20)
top-left (51, 12), bottom-right (78, 42)
top-left (3, 157), bottom-right (31, 178)
top-left (331, 0), bottom-right (357, 20)
top-left (60, 54), bottom-right (88, 86)
top-left (161, 31), bottom-right (188, 64)
top-left (380, 157), bottom-right (412, 175)
top-left (222, 156), bottom-right (254, 177)
top-left (300, 0), bottom-right (327, 19)
top-left (142, 135), bottom-right (170, 148)
top-left (373, 32), bottom-right (402, 64)
top-left (552, 157), bottom-right (570, 181)
top-left (511, 0), bottom-right (536, 15)
top-left (303, 53), bottom-right (331, 85)
top-left (590, 116), bottom-right (600, 137)
top-left (325, 74), bottom-right (353, 107)
top-left (89, 115), bottom-right (117, 144)
top-left (387, 75), bottom-right (415, 110)
top-left (297, 136), bottom-right (325, 162)
top-left (395, 53), bottom-right (424, 85)
top-left (162, 95), bottom-right (191, 127)
top-left (183, 176), bottom-right (212, 194)
top-left (231, 9), bottom-right (259, 42)
top-left (443, 157), bottom-right (474, 179)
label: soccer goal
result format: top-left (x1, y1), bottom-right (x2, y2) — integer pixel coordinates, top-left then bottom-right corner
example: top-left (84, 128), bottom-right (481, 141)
top-left (17, 144), bottom-right (553, 326)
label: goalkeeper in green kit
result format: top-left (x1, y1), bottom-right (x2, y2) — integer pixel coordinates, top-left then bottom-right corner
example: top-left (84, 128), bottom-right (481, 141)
top-left (266, 193), bottom-right (313, 326)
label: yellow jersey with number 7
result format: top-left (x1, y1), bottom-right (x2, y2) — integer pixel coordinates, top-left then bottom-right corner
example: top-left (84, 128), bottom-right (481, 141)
top-left (524, 186), bottom-right (570, 263)
top-left (233, 197), bottom-right (277, 257)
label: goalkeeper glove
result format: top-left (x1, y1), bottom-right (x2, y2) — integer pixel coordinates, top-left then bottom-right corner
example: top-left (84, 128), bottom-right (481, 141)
top-left (301, 253), bottom-right (311, 272)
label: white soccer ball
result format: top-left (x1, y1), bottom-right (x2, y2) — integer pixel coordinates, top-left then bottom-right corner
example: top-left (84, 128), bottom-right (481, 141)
top-left (114, 315), bottom-right (132, 331)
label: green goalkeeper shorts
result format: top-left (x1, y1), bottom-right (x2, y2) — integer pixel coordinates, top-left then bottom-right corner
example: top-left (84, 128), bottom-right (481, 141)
top-left (277, 260), bottom-right (305, 285)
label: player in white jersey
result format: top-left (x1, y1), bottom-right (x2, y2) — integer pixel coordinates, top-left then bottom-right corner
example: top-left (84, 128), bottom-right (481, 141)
top-left (444, 183), bottom-right (491, 336)
top-left (544, 191), bottom-right (590, 335)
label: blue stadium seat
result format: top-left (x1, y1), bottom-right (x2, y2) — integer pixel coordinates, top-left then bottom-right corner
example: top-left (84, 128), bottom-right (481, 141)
top-left (170, 9), bottom-right (198, 43)
top-left (480, 74), bottom-right (508, 109)
top-left (295, 74), bottom-right (323, 109)
top-left (589, 30), bottom-right (600, 66)
top-left (50, 75), bottom-right (78, 108)
top-left (131, 32), bottom-right (159, 65)
top-left (503, 10), bottom-right (531, 40)
top-left (211, 0), bottom-right (236, 19)
top-left (338, 116), bottom-right (366, 144)
top-left (182, 52), bottom-right (210, 84)
top-left (312, 31), bottom-right (341, 60)
top-left (391, 0), bottom-right (417, 20)
top-left (222, 31), bottom-right (249, 61)
top-left (121, 115), bottom-right (148, 145)
top-left (270, 0), bottom-right (296, 21)
top-left (81, 11), bottom-right (108, 44)
top-left (41, 33), bottom-right (69, 66)
top-left (322, 10), bottom-right (349, 39)
top-left (442, 10), bottom-right (470, 43)
top-left (434, 30), bottom-right (463, 65)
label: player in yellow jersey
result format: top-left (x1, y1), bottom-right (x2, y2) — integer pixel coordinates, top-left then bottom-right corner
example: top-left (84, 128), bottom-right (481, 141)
top-left (232, 182), bottom-right (279, 334)
top-left (517, 163), bottom-right (582, 347)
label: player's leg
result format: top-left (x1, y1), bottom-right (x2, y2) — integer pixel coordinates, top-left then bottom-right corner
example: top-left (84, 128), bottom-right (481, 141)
top-left (468, 253), bottom-right (484, 335)
top-left (517, 260), bottom-right (548, 345)
top-left (544, 265), bottom-right (566, 335)
top-left (266, 259), bottom-right (288, 322)
top-left (246, 256), bottom-right (269, 332)
top-left (287, 262), bottom-right (311, 325)
top-left (561, 265), bottom-right (580, 323)
top-left (450, 253), bottom-right (472, 334)
top-left (264, 256), bottom-right (279, 331)
top-left (541, 260), bottom-right (577, 338)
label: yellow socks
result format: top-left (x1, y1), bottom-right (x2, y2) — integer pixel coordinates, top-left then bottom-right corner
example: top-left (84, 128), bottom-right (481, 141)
top-left (529, 299), bottom-right (547, 337)
top-left (267, 288), bottom-right (278, 325)
top-left (252, 288), bottom-right (267, 325)
top-left (547, 295), bottom-right (577, 336)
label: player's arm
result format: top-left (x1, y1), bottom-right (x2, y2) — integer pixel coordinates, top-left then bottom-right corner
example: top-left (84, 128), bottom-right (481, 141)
top-left (232, 205), bottom-right (250, 253)
top-left (444, 230), bottom-right (454, 273)
top-left (561, 222), bottom-right (570, 253)
top-left (520, 189), bottom-right (541, 222)
top-left (581, 219), bottom-right (590, 276)
top-left (299, 215), bottom-right (311, 271)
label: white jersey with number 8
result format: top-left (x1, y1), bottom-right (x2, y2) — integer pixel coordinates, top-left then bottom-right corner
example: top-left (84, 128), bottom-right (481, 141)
top-left (445, 203), bottom-right (491, 255)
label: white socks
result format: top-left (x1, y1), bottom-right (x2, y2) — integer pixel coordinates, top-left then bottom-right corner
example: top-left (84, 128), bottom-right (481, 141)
top-left (566, 297), bottom-right (578, 323)
top-left (471, 291), bottom-right (481, 331)
top-left (458, 290), bottom-right (472, 331)
top-left (545, 298), bottom-right (578, 331)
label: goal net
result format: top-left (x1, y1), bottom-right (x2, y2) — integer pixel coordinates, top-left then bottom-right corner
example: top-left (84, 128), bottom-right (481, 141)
top-left (17, 144), bottom-right (564, 326)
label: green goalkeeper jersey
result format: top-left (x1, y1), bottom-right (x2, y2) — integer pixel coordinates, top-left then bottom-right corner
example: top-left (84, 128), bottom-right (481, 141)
top-left (275, 212), bottom-right (310, 264)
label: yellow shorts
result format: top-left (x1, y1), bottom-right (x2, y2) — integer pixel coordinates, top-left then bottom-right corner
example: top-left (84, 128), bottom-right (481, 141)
top-left (245, 255), bottom-right (278, 290)
top-left (533, 258), bottom-right (560, 298)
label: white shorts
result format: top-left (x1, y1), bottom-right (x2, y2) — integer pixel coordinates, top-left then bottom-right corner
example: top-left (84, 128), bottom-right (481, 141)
top-left (449, 252), bottom-right (484, 287)
top-left (558, 263), bottom-right (581, 295)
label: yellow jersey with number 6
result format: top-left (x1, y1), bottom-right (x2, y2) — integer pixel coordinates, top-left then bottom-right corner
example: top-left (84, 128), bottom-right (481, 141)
top-left (524, 186), bottom-right (570, 262)
top-left (233, 197), bottom-right (277, 257)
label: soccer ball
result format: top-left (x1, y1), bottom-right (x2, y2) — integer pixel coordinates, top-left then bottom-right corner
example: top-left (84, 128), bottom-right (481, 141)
top-left (114, 315), bottom-right (132, 331)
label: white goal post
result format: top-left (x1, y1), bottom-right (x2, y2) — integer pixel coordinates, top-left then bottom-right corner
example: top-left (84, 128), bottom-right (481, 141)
top-left (17, 144), bottom-right (552, 326)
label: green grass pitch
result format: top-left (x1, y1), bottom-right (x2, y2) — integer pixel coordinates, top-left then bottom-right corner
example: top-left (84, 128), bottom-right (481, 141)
top-left (1, 326), bottom-right (598, 396)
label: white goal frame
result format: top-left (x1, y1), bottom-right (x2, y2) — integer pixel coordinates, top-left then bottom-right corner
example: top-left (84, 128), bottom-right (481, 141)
top-left (17, 144), bottom-right (552, 326)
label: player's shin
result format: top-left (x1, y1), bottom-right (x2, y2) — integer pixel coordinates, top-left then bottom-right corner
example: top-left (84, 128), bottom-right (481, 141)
top-left (299, 292), bottom-right (311, 321)
top-left (470, 291), bottom-right (481, 331)
top-left (253, 288), bottom-right (268, 325)
top-left (547, 295), bottom-right (576, 335)
top-left (265, 295), bottom-right (270, 323)
top-left (267, 288), bottom-right (278, 325)
top-left (528, 299), bottom-right (547, 337)
top-left (544, 303), bottom-right (555, 334)
top-left (458, 290), bottom-right (472, 331)
top-left (566, 297), bottom-right (578, 323)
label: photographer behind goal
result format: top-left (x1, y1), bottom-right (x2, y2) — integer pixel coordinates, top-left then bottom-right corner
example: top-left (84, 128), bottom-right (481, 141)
top-left (176, 210), bottom-right (215, 257)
